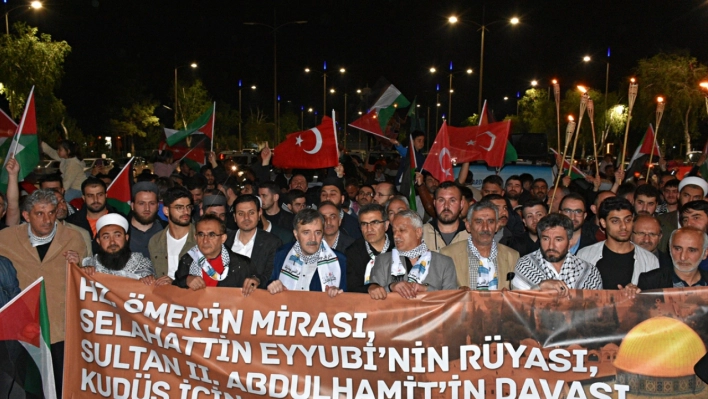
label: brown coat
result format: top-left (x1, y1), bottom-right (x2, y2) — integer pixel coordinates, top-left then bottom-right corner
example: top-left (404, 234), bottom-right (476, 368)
top-left (148, 225), bottom-right (197, 278)
top-left (0, 223), bottom-right (87, 343)
top-left (440, 240), bottom-right (519, 289)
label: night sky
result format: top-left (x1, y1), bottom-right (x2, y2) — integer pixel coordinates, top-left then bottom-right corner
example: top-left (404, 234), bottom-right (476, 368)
top-left (11, 0), bottom-right (708, 138)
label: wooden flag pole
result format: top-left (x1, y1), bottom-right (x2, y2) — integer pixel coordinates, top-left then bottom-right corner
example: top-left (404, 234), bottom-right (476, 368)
top-left (550, 117), bottom-right (577, 208)
top-left (553, 80), bottom-right (561, 152)
top-left (619, 79), bottom-right (639, 171)
top-left (567, 91), bottom-right (589, 180)
top-left (646, 97), bottom-right (665, 182)
top-left (587, 99), bottom-right (600, 178)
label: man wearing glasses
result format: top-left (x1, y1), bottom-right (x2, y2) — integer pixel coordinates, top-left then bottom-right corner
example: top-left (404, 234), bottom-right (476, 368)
top-left (357, 185), bottom-right (375, 207)
top-left (632, 215), bottom-right (671, 269)
top-left (558, 193), bottom-right (598, 255)
top-left (372, 182), bottom-right (396, 205)
top-left (173, 214), bottom-right (253, 293)
top-left (148, 186), bottom-right (197, 286)
top-left (345, 204), bottom-right (393, 293)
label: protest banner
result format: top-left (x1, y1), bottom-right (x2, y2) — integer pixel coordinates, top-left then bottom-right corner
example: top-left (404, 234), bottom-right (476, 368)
top-left (64, 266), bottom-right (708, 398)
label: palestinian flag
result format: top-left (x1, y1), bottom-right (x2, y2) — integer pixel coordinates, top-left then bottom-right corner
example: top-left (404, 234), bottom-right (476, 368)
top-left (165, 102), bottom-right (216, 146)
top-left (348, 82), bottom-right (409, 139)
top-left (106, 157), bottom-right (134, 215)
top-left (0, 86), bottom-right (39, 192)
top-left (408, 134), bottom-right (418, 212)
top-left (0, 107), bottom-right (18, 145)
top-left (627, 124), bottom-right (660, 176)
top-left (0, 278), bottom-right (56, 399)
top-left (551, 148), bottom-right (586, 179)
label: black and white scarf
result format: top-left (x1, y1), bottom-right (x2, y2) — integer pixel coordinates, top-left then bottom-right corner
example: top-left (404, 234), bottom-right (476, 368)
top-left (28, 222), bottom-right (57, 247)
top-left (188, 245), bottom-right (231, 281)
top-left (363, 236), bottom-right (390, 285)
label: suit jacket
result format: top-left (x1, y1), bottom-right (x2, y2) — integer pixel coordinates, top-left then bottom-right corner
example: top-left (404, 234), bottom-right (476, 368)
top-left (271, 242), bottom-right (348, 291)
top-left (345, 238), bottom-right (393, 293)
top-left (369, 251), bottom-right (458, 291)
top-left (638, 267), bottom-right (708, 290)
top-left (657, 211), bottom-right (678, 252)
top-left (341, 212), bottom-right (363, 240)
top-left (0, 223), bottom-right (87, 343)
top-left (333, 231), bottom-right (356, 253)
top-left (225, 228), bottom-right (282, 288)
top-left (173, 247), bottom-right (252, 289)
top-left (441, 240), bottom-right (519, 289)
top-left (148, 225), bottom-right (197, 278)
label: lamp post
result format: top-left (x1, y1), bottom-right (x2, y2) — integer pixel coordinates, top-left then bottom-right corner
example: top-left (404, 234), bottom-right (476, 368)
top-left (305, 62), bottom-right (345, 121)
top-left (430, 63), bottom-right (473, 123)
top-left (435, 84), bottom-right (441, 134)
top-left (448, 12), bottom-right (519, 113)
top-left (174, 62), bottom-right (197, 128)
top-left (5, 1), bottom-right (41, 35)
top-left (244, 14), bottom-right (307, 145)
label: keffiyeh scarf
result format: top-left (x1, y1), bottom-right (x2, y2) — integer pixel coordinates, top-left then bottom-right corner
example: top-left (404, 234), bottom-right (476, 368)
top-left (468, 237), bottom-right (498, 290)
top-left (28, 222), bottom-right (58, 247)
top-left (392, 242), bottom-right (432, 284)
top-left (363, 235), bottom-right (390, 285)
top-left (279, 241), bottom-right (342, 291)
top-left (187, 245), bottom-right (231, 281)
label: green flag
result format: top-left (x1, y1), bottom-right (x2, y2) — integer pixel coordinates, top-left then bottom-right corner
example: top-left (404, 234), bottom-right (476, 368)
top-left (165, 104), bottom-right (215, 146)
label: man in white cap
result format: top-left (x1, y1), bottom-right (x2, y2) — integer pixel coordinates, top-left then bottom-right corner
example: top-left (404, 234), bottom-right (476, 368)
top-left (657, 176), bottom-right (708, 252)
top-left (66, 213), bottom-right (155, 284)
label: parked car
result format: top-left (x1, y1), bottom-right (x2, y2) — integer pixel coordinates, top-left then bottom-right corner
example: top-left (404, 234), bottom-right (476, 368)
top-left (83, 158), bottom-right (114, 173)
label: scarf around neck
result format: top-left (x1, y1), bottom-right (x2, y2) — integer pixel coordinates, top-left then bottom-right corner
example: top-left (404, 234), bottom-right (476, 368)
top-left (188, 245), bottom-right (230, 281)
top-left (28, 222), bottom-right (58, 247)
top-left (363, 235), bottom-right (391, 285)
top-left (391, 242), bottom-right (432, 284)
top-left (467, 236), bottom-right (499, 290)
top-left (280, 241), bottom-right (341, 291)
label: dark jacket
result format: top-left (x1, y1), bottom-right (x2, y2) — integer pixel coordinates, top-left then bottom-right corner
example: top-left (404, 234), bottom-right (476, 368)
top-left (0, 255), bottom-right (20, 307)
top-left (578, 223), bottom-right (599, 251)
top-left (224, 228), bottom-right (282, 288)
top-left (65, 203), bottom-right (123, 254)
top-left (173, 247), bottom-right (253, 289)
top-left (340, 212), bottom-right (363, 240)
top-left (332, 231), bottom-right (356, 253)
top-left (512, 232), bottom-right (541, 257)
top-left (638, 267), bottom-right (708, 290)
top-left (270, 241), bottom-right (347, 291)
top-left (345, 238), bottom-right (393, 293)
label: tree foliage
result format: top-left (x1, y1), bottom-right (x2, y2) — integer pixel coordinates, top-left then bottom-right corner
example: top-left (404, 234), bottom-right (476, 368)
top-left (213, 103), bottom-right (241, 152)
top-left (109, 98), bottom-right (160, 154)
top-left (635, 52), bottom-right (708, 153)
top-left (243, 108), bottom-right (273, 147)
top-left (175, 79), bottom-right (212, 130)
top-left (0, 22), bottom-right (72, 140)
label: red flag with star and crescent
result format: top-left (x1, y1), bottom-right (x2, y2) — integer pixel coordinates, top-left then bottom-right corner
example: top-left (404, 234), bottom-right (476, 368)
top-left (273, 116), bottom-right (339, 169)
top-left (447, 120), bottom-right (512, 168)
top-left (422, 122), bottom-right (454, 183)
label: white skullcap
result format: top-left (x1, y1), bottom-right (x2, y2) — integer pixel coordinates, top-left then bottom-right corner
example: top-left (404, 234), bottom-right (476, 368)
top-left (678, 176), bottom-right (708, 198)
top-left (96, 213), bottom-right (129, 234)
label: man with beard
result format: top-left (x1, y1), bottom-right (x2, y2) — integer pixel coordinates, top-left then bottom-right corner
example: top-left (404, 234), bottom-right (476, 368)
top-left (531, 178), bottom-right (549, 202)
top-left (148, 186), bottom-right (197, 285)
top-left (318, 201), bottom-right (355, 252)
top-left (631, 215), bottom-right (672, 269)
top-left (657, 176), bottom-right (707, 252)
top-left (481, 175), bottom-right (504, 196)
top-left (284, 189), bottom-right (308, 215)
top-left (636, 227), bottom-right (708, 289)
top-left (484, 194), bottom-right (514, 247)
top-left (66, 177), bottom-right (123, 254)
top-left (514, 200), bottom-right (548, 257)
top-left (422, 182), bottom-right (468, 251)
top-left (174, 214), bottom-right (256, 294)
top-left (678, 200), bottom-right (708, 272)
top-left (346, 204), bottom-right (393, 293)
top-left (259, 182), bottom-right (294, 231)
top-left (656, 178), bottom-right (679, 215)
top-left (319, 178), bottom-right (362, 239)
top-left (185, 176), bottom-right (206, 222)
top-left (442, 200), bottom-right (519, 290)
top-left (558, 193), bottom-right (598, 254)
top-left (357, 185), bottom-right (375, 207)
top-left (201, 194), bottom-right (229, 223)
top-left (268, 209), bottom-right (347, 296)
top-left (505, 175), bottom-right (532, 208)
top-left (368, 210), bottom-right (457, 299)
top-left (633, 184), bottom-right (660, 216)
top-left (513, 213), bottom-right (602, 294)
top-left (589, 190), bottom-right (616, 241)
top-left (224, 195), bottom-right (282, 290)
top-left (372, 181), bottom-right (396, 205)
top-left (0, 189), bottom-right (87, 396)
top-left (577, 197), bottom-right (658, 289)
top-left (66, 214), bottom-right (155, 284)
top-left (129, 182), bottom-right (164, 258)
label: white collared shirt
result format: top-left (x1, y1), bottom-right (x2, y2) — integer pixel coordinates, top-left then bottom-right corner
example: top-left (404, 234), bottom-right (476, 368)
top-left (232, 229), bottom-right (257, 258)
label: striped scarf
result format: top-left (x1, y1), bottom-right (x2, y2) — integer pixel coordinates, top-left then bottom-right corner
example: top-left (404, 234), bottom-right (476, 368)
top-left (187, 245), bottom-right (231, 281)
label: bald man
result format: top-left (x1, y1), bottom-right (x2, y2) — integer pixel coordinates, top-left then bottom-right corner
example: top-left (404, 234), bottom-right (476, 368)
top-left (637, 227), bottom-right (708, 289)
top-left (631, 215), bottom-right (671, 269)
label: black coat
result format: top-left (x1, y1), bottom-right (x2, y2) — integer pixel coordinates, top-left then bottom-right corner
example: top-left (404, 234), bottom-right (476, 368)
top-left (638, 267), bottom-right (708, 290)
top-left (224, 228), bottom-right (282, 288)
top-left (340, 211), bottom-right (363, 240)
top-left (173, 247), bottom-right (252, 289)
top-left (333, 231), bottom-right (356, 253)
top-left (345, 237), bottom-right (393, 293)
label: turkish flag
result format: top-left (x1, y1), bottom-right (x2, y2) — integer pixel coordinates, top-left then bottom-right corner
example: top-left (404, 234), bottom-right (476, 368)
top-left (447, 120), bottom-right (512, 168)
top-left (273, 116), bottom-right (339, 169)
top-left (422, 122), bottom-right (454, 183)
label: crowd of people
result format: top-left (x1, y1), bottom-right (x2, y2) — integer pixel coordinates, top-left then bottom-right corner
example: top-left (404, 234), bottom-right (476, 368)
top-left (1, 133), bottom-right (707, 396)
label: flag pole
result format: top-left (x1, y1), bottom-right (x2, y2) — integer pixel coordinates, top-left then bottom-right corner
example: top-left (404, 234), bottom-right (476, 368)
top-left (550, 117), bottom-right (576, 208)
top-left (587, 99), bottom-right (600, 178)
top-left (11, 86), bottom-right (35, 157)
top-left (332, 110), bottom-right (339, 160)
top-left (210, 101), bottom-right (216, 154)
top-left (566, 92), bottom-right (589, 180)
top-left (646, 97), bottom-right (665, 183)
top-left (552, 80), bottom-right (561, 152)
top-left (175, 137), bottom-right (208, 164)
top-left (106, 157), bottom-right (134, 192)
top-left (619, 79), bottom-right (639, 171)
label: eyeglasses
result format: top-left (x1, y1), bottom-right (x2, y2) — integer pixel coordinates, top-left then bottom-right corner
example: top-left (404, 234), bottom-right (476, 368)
top-left (632, 231), bottom-right (660, 239)
top-left (358, 192), bottom-right (374, 198)
top-left (561, 208), bottom-right (584, 216)
top-left (360, 220), bottom-right (385, 228)
top-left (171, 204), bottom-right (193, 213)
top-left (375, 192), bottom-right (391, 197)
top-left (196, 232), bottom-right (224, 240)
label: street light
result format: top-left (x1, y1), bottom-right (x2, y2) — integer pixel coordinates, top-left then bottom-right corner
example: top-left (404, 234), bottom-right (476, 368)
top-left (305, 62), bottom-right (345, 121)
top-left (448, 12), bottom-right (519, 113)
top-left (244, 14), bottom-right (307, 145)
top-left (430, 62), bottom-right (473, 122)
top-left (174, 62), bottom-right (198, 128)
top-left (5, 1), bottom-right (42, 35)
top-left (700, 81), bottom-right (708, 114)
top-left (583, 55), bottom-right (591, 62)
top-left (531, 80), bottom-right (538, 87)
